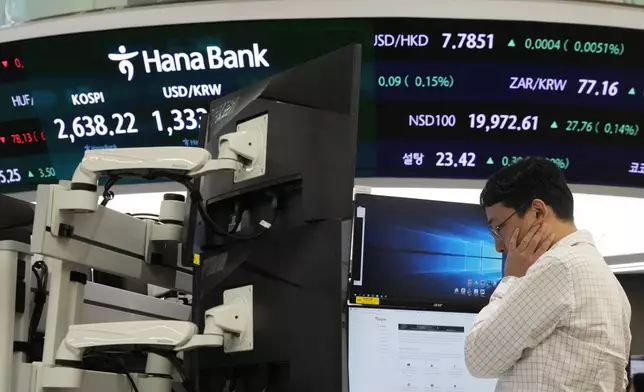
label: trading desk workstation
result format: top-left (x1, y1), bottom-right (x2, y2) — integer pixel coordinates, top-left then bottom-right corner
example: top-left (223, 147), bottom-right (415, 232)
top-left (0, 45), bottom-right (360, 392)
top-left (4, 0), bottom-right (644, 390)
top-left (0, 42), bottom-right (502, 391)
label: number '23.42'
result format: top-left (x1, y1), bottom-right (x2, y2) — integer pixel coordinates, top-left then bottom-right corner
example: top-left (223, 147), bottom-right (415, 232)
top-left (436, 152), bottom-right (476, 167)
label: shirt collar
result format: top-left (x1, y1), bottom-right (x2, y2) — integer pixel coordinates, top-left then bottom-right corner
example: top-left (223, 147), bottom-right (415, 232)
top-left (550, 229), bottom-right (595, 251)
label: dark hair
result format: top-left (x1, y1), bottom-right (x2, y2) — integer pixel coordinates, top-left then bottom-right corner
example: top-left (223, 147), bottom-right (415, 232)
top-left (480, 157), bottom-right (574, 221)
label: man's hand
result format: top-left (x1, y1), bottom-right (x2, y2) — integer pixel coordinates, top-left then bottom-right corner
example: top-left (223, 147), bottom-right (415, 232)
top-left (504, 224), bottom-right (555, 278)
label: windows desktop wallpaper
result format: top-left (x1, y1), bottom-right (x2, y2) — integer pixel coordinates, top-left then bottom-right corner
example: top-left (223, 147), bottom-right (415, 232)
top-left (351, 194), bottom-right (503, 306)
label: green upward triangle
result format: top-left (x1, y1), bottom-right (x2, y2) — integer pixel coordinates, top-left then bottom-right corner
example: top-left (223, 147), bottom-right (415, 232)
top-left (508, 39), bottom-right (516, 47)
top-left (486, 157), bottom-right (494, 165)
top-left (629, 88), bottom-right (636, 95)
top-left (550, 121), bottom-right (558, 129)
top-left (28, 171), bottom-right (34, 178)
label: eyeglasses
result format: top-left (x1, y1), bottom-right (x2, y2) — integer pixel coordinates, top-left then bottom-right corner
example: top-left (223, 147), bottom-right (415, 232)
top-left (490, 204), bottom-right (527, 240)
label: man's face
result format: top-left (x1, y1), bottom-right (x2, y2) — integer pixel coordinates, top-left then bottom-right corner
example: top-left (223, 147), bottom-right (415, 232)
top-left (485, 202), bottom-right (537, 253)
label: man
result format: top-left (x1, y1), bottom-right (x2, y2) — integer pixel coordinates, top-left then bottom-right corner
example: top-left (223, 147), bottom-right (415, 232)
top-left (465, 157), bottom-right (632, 391)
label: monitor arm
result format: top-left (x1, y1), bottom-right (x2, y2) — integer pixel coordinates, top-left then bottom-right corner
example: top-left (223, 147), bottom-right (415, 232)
top-left (65, 126), bottom-right (266, 213)
top-left (49, 286), bottom-right (254, 389)
top-left (72, 131), bottom-right (260, 186)
top-left (56, 285), bottom-right (253, 362)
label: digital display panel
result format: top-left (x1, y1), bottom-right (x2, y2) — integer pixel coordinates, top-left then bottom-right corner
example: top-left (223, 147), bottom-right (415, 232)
top-left (348, 307), bottom-right (497, 392)
top-left (349, 194), bottom-right (502, 311)
top-left (1, 18), bottom-right (644, 192)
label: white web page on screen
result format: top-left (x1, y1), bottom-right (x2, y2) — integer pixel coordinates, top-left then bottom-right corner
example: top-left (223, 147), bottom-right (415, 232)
top-left (348, 307), bottom-right (497, 392)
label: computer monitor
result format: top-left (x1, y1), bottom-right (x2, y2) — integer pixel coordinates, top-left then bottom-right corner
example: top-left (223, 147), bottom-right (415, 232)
top-left (631, 355), bottom-right (644, 378)
top-left (0, 193), bottom-right (34, 244)
top-left (187, 45), bottom-right (361, 392)
top-left (349, 194), bottom-right (503, 312)
top-left (348, 307), bottom-right (497, 392)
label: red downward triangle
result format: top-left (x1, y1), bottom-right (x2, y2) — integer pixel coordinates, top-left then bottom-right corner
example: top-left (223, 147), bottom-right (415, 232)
top-left (0, 137), bottom-right (5, 144)
top-left (1, 61), bottom-right (7, 68)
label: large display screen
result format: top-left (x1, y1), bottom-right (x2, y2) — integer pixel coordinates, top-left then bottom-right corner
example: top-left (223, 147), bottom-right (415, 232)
top-left (348, 307), bottom-right (497, 392)
top-left (1, 18), bottom-right (644, 193)
top-left (349, 194), bottom-right (502, 311)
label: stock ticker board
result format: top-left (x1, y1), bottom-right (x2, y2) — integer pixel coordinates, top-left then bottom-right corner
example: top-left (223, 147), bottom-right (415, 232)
top-left (0, 18), bottom-right (643, 193)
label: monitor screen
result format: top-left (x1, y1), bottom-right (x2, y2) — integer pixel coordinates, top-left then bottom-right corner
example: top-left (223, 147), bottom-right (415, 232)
top-left (2, 17), bottom-right (644, 192)
top-left (348, 307), bottom-right (497, 392)
top-left (349, 194), bottom-right (502, 311)
top-left (631, 355), bottom-right (644, 377)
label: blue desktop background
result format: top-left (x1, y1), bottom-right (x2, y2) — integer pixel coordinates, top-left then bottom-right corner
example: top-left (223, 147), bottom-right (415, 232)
top-left (352, 194), bottom-right (503, 305)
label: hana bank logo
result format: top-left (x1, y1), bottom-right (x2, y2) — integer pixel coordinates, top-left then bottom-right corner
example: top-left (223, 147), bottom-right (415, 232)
top-left (108, 45), bottom-right (140, 81)
top-left (107, 43), bottom-right (269, 82)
